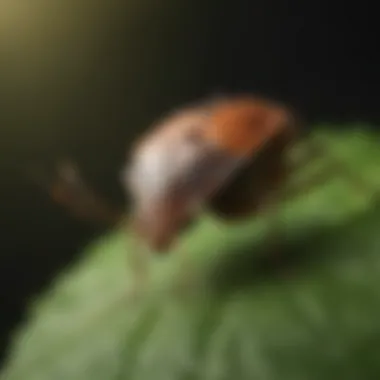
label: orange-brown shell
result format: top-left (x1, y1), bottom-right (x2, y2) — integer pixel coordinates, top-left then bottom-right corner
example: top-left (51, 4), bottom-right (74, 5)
top-left (126, 94), bottom-right (299, 252)
top-left (202, 96), bottom-right (296, 157)
top-left (204, 95), bottom-right (299, 219)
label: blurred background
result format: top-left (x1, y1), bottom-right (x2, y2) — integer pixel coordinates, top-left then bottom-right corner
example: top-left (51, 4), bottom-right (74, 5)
top-left (0, 0), bottom-right (378, 366)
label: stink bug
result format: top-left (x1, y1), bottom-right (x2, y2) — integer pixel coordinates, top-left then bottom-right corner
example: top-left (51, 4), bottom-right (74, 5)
top-left (30, 94), bottom-right (371, 297)
top-left (124, 95), bottom-right (298, 253)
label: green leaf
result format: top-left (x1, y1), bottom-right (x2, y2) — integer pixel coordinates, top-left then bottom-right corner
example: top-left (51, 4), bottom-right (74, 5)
top-left (2, 127), bottom-right (380, 380)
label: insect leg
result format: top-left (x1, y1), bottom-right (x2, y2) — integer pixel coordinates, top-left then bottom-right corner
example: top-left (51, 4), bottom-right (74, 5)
top-left (167, 240), bottom-right (202, 298)
top-left (168, 206), bottom-right (205, 297)
top-left (287, 136), bottom-right (376, 196)
top-left (256, 137), bottom-right (376, 272)
top-left (125, 220), bottom-right (153, 301)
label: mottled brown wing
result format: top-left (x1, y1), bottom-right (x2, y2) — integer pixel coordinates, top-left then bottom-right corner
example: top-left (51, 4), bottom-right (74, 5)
top-left (208, 132), bottom-right (290, 221)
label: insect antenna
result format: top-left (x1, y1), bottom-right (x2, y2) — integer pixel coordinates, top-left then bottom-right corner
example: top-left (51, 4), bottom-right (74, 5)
top-left (27, 159), bottom-right (124, 228)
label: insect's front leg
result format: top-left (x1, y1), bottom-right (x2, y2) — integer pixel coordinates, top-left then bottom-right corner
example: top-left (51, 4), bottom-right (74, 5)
top-left (169, 241), bottom-right (200, 298)
top-left (168, 206), bottom-right (205, 297)
top-left (125, 220), bottom-right (153, 301)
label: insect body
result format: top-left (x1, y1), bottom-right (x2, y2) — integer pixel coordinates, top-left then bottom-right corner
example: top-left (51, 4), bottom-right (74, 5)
top-left (31, 94), bottom-right (371, 298)
top-left (124, 95), bottom-right (298, 254)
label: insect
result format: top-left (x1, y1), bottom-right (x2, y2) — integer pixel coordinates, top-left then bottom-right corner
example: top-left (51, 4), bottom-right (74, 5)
top-left (31, 94), bottom-right (369, 297)
top-left (118, 94), bottom-right (307, 295)
top-left (123, 95), bottom-right (298, 254)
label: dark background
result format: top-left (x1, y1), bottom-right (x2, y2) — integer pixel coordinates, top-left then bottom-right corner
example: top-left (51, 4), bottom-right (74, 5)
top-left (0, 0), bottom-right (378, 365)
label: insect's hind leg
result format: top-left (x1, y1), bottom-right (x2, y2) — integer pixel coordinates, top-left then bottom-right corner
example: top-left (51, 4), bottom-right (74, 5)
top-left (283, 135), bottom-right (377, 201)
top-left (268, 132), bottom-right (378, 214)
top-left (257, 135), bottom-right (378, 272)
